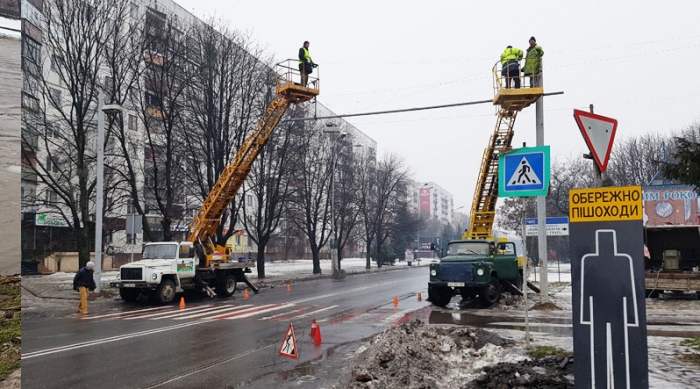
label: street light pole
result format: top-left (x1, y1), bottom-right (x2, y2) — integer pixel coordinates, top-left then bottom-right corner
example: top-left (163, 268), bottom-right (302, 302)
top-left (94, 93), bottom-right (105, 293)
top-left (94, 93), bottom-right (122, 293)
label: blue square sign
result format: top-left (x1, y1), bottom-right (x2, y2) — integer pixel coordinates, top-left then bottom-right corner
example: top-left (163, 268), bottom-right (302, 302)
top-left (498, 146), bottom-right (550, 197)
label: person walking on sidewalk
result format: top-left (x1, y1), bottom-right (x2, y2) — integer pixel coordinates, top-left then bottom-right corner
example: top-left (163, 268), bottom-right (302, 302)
top-left (73, 261), bottom-right (96, 314)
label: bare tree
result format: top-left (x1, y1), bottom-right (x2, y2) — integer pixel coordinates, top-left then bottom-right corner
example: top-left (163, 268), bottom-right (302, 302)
top-left (607, 132), bottom-right (666, 186)
top-left (182, 20), bottom-right (271, 248)
top-left (286, 120), bottom-right (334, 274)
top-left (358, 153), bottom-right (409, 269)
top-left (331, 137), bottom-right (363, 271)
top-left (243, 101), bottom-right (307, 278)
top-left (21, 1), bottom-right (120, 266)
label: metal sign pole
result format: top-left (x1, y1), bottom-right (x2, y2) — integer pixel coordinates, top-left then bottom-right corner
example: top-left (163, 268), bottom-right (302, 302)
top-left (522, 197), bottom-right (529, 348)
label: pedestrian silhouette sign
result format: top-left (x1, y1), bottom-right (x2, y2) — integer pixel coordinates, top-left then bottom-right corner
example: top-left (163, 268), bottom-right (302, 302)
top-left (498, 146), bottom-right (550, 197)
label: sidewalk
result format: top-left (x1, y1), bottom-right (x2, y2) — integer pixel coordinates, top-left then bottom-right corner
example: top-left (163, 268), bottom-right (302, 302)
top-left (21, 257), bottom-right (432, 302)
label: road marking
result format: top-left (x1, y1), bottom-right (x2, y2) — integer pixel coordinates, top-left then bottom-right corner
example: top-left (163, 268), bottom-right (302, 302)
top-left (81, 306), bottom-right (171, 320)
top-left (23, 321), bottom-right (203, 359)
top-left (289, 305), bottom-right (338, 320)
top-left (124, 305), bottom-right (222, 320)
top-left (220, 304), bottom-right (293, 319)
top-left (171, 304), bottom-right (256, 320)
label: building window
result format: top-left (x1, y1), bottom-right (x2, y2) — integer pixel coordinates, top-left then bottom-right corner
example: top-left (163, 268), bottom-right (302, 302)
top-left (45, 189), bottom-right (58, 204)
top-left (144, 92), bottom-right (162, 108)
top-left (127, 233), bottom-right (136, 244)
top-left (128, 114), bottom-right (137, 131)
top-left (49, 88), bottom-right (61, 106)
top-left (45, 156), bottom-right (59, 173)
top-left (50, 55), bottom-right (63, 72)
top-left (23, 38), bottom-right (40, 63)
top-left (22, 92), bottom-right (40, 112)
top-left (45, 123), bottom-right (60, 138)
top-left (130, 3), bottom-right (139, 18)
top-left (246, 195), bottom-right (253, 206)
top-left (104, 76), bottom-right (114, 96)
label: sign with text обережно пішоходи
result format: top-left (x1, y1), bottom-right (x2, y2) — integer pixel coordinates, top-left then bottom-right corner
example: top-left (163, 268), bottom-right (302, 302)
top-left (569, 186), bottom-right (642, 222)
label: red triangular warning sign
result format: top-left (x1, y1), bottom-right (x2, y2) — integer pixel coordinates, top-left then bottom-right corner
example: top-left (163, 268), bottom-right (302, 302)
top-left (573, 109), bottom-right (618, 173)
top-left (278, 324), bottom-right (299, 360)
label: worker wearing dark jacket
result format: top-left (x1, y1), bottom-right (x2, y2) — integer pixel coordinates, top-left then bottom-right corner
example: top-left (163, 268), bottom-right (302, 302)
top-left (298, 40), bottom-right (316, 87)
top-left (500, 45), bottom-right (524, 89)
top-left (73, 261), bottom-right (97, 314)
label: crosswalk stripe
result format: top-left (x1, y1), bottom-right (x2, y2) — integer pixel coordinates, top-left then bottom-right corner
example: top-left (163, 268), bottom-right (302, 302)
top-left (82, 306), bottom-right (170, 320)
top-left (292, 305), bottom-right (339, 320)
top-left (172, 305), bottom-right (256, 320)
top-left (220, 304), bottom-right (294, 320)
top-left (259, 308), bottom-right (304, 321)
top-left (123, 305), bottom-right (217, 320)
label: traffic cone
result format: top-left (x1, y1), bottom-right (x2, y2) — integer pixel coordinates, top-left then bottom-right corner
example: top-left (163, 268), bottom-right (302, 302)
top-left (417, 292), bottom-right (422, 302)
top-left (309, 318), bottom-right (318, 337)
top-left (313, 323), bottom-right (323, 345)
top-left (244, 289), bottom-right (249, 299)
top-left (393, 295), bottom-right (399, 307)
top-left (179, 297), bottom-right (185, 309)
top-left (286, 284), bottom-right (291, 292)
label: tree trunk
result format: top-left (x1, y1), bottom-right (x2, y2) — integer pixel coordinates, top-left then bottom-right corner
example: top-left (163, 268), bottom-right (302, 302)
top-left (256, 247), bottom-right (266, 279)
top-left (365, 241), bottom-right (372, 269)
top-left (311, 244), bottom-right (322, 274)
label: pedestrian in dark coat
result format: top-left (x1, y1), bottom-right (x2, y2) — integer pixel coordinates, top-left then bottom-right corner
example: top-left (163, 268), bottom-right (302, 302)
top-left (73, 261), bottom-right (96, 314)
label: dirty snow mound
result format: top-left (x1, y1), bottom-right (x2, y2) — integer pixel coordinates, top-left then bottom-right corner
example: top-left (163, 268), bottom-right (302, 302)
top-left (347, 319), bottom-right (520, 389)
top-left (530, 301), bottom-right (562, 311)
top-left (465, 356), bottom-right (574, 389)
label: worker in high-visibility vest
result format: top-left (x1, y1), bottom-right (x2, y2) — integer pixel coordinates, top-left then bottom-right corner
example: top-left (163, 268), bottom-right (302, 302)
top-left (298, 41), bottom-right (317, 87)
top-left (523, 36), bottom-right (544, 87)
top-left (500, 45), bottom-right (524, 89)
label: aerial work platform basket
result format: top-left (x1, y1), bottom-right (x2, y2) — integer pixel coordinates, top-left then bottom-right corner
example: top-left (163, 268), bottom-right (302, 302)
top-left (275, 59), bottom-right (320, 104)
top-left (491, 61), bottom-right (543, 111)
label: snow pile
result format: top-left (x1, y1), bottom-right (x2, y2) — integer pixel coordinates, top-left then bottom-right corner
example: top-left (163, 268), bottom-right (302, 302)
top-left (345, 319), bottom-right (522, 389)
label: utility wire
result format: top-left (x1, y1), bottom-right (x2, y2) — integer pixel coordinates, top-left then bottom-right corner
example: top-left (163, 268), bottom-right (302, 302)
top-left (285, 92), bottom-right (564, 122)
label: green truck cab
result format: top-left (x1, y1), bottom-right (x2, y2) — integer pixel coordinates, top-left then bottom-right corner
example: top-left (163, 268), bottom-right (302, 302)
top-left (428, 239), bottom-right (522, 307)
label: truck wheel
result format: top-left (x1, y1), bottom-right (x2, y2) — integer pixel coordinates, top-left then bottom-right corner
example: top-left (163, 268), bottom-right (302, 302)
top-left (429, 286), bottom-right (452, 307)
top-left (480, 278), bottom-right (502, 306)
top-left (154, 279), bottom-right (177, 304)
top-left (119, 288), bottom-right (140, 302)
top-left (216, 274), bottom-right (237, 297)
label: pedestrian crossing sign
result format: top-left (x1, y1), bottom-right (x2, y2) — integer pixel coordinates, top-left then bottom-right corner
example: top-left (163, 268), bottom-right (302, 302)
top-left (498, 146), bottom-right (550, 197)
top-left (279, 324), bottom-right (299, 360)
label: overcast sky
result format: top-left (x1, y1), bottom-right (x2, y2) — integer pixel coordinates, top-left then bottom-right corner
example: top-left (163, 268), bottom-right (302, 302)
top-left (175, 0), bottom-right (700, 210)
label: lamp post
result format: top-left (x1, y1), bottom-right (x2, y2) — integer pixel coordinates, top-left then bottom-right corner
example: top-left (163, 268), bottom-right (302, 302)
top-left (94, 92), bottom-right (122, 293)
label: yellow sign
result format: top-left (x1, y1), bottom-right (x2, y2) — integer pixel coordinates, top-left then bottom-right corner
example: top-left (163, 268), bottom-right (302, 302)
top-left (569, 186), bottom-right (643, 222)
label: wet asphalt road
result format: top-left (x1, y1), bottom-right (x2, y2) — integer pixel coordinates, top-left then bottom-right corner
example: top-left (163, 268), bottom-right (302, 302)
top-left (22, 267), bottom-right (431, 388)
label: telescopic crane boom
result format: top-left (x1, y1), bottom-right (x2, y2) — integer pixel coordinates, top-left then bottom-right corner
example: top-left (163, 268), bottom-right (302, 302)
top-left (188, 60), bottom-right (319, 266)
top-left (464, 63), bottom-right (543, 240)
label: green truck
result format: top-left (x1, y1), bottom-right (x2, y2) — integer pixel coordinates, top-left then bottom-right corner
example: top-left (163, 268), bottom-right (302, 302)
top-left (428, 239), bottom-right (523, 307)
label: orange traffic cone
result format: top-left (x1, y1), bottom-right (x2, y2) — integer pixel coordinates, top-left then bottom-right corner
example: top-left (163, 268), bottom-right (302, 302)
top-left (244, 289), bottom-right (249, 299)
top-left (393, 295), bottom-right (399, 307)
top-left (286, 284), bottom-right (291, 292)
top-left (179, 297), bottom-right (186, 309)
top-left (309, 318), bottom-right (318, 337)
top-left (313, 323), bottom-right (323, 345)
top-left (417, 292), bottom-right (422, 302)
